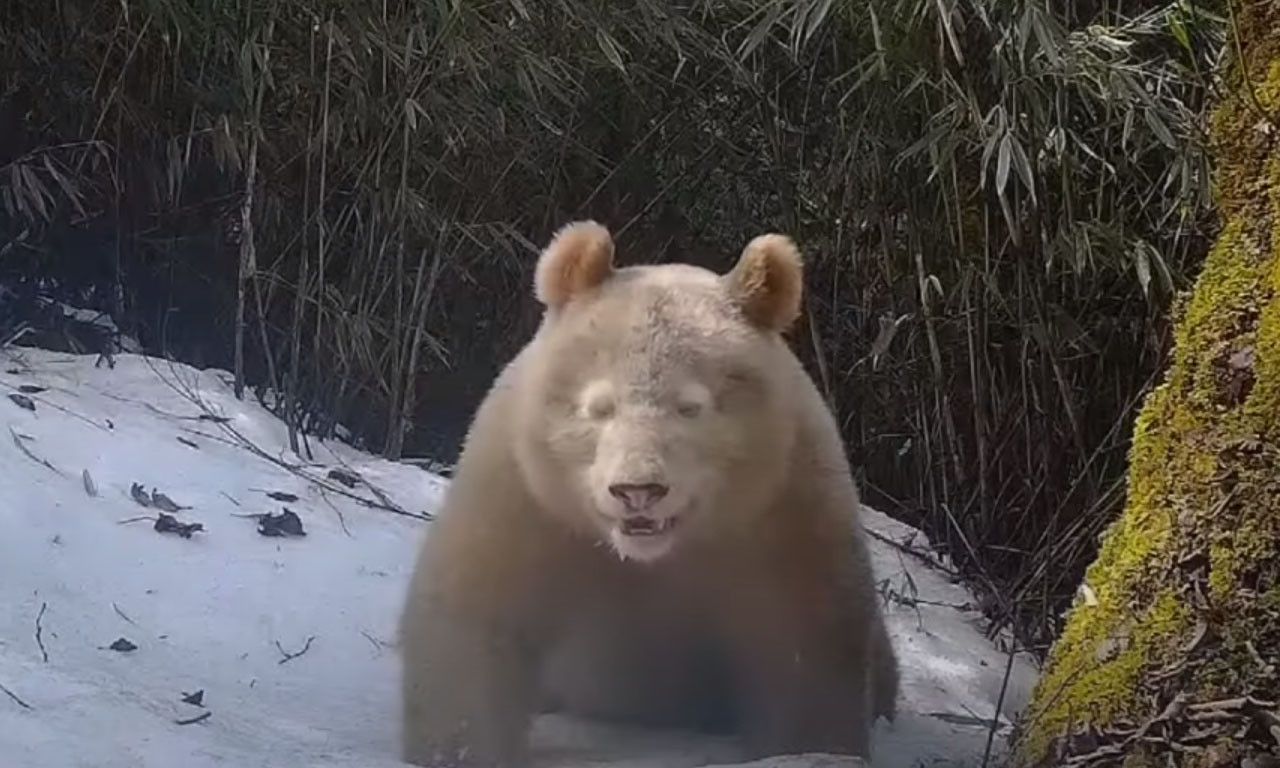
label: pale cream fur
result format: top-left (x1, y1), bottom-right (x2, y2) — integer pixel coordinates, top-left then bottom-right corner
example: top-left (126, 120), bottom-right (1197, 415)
top-left (398, 220), bottom-right (899, 768)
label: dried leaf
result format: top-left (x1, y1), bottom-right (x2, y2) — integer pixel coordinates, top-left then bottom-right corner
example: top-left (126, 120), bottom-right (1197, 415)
top-left (257, 508), bottom-right (307, 538)
top-left (154, 512), bottom-right (203, 539)
top-left (1181, 618), bottom-right (1208, 654)
top-left (327, 468), bottom-right (361, 488)
top-left (869, 313), bottom-right (910, 368)
top-left (150, 490), bottom-right (191, 513)
top-left (1079, 582), bottom-right (1099, 607)
top-left (1228, 346), bottom-right (1255, 371)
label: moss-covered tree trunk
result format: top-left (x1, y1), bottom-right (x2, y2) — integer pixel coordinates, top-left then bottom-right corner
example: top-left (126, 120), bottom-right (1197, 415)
top-left (1010, 2), bottom-right (1280, 766)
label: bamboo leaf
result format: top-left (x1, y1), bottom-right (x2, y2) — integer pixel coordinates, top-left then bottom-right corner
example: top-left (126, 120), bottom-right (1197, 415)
top-left (595, 28), bottom-right (627, 74)
top-left (1008, 132), bottom-right (1037, 205)
top-left (19, 164), bottom-right (50, 222)
top-left (1143, 107), bottom-right (1177, 149)
top-left (1133, 242), bottom-right (1152, 297)
top-left (738, 2), bottom-right (784, 60)
top-left (996, 131), bottom-right (1012, 198)
top-left (933, 0), bottom-right (965, 66)
top-left (801, 0), bottom-right (836, 49)
top-left (405, 98), bottom-right (419, 132)
top-left (1168, 10), bottom-right (1191, 54)
top-left (42, 154), bottom-right (86, 219)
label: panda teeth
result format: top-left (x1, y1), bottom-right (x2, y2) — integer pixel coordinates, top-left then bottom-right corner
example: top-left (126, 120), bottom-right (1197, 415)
top-left (620, 516), bottom-right (679, 537)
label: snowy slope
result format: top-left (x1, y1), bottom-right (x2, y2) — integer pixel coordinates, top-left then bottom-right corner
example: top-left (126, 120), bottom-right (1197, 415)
top-left (0, 347), bottom-right (1039, 768)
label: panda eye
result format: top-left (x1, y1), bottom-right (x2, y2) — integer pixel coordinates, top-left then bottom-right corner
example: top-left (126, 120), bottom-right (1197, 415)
top-left (586, 398), bottom-right (615, 419)
top-left (578, 380), bottom-right (616, 420)
top-left (676, 401), bottom-right (703, 418)
top-left (723, 366), bottom-right (756, 389)
top-left (673, 382), bottom-right (712, 418)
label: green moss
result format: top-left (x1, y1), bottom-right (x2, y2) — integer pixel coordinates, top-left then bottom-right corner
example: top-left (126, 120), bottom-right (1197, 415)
top-left (1010, 3), bottom-right (1280, 764)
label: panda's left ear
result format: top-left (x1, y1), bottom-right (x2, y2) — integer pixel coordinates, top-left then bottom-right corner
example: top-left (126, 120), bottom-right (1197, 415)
top-left (722, 233), bottom-right (803, 332)
top-left (534, 220), bottom-right (616, 308)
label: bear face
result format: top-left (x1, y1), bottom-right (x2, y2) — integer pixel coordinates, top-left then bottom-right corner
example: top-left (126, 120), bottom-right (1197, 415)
top-left (511, 223), bottom-right (805, 563)
top-left (398, 221), bottom-right (898, 767)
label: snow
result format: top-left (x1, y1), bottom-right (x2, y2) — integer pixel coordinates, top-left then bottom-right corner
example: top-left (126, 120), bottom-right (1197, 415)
top-left (0, 346), bottom-right (1039, 768)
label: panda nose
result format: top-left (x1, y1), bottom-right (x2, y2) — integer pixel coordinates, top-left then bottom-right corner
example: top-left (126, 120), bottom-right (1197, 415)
top-left (609, 483), bottom-right (669, 512)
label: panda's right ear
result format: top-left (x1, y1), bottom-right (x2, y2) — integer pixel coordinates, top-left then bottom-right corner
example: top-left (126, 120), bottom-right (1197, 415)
top-left (534, 220), bottom-right (615, 308)
top-left (722, 233), bottom-right (804, 332)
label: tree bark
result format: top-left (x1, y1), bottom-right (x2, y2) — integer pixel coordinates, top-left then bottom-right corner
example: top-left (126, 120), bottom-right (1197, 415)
top-left (1010, 2), bottom-right (1280, 765)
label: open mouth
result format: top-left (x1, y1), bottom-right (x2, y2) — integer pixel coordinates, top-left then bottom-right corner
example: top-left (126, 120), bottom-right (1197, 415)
top-left (618, 515), bottom-right (680, 537)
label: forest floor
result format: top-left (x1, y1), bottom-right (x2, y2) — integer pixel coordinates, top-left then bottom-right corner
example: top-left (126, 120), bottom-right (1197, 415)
top-left (0, 344), bottom-right (1039, 768)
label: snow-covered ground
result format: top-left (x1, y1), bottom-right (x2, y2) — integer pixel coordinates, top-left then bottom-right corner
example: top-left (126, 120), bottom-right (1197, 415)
top-left (0, 346), bottom-right (1039, 768)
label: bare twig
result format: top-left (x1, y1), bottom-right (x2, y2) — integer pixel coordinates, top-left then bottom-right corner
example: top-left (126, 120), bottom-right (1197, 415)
top-left (360, 630), bottom-right (394, 653)
top-left (0, 681), bottom-right (32, 710)
top-left (863, 526), bottom-right (958, 578)
top-left (275, 635), bottom-right (316, 665)
top-left (175, 711), bottom-right (212, 726)
top-left (34, 602), bottom-right (48, 664)
top-left (317, 487), bottom-right (353, 538)
top-left (112, 603), bottom-right (138, 627)
top-left (8, 428), bottom-right (63, 476)
top-left (891, 594), bottom-right (975, 612)
top-left (981, 637), bottom-right (1021, 767)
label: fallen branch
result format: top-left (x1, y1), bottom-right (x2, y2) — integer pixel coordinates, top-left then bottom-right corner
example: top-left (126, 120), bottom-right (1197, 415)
top-left (20, 392), bottom-right (112, 433)
top-left (180, 421), bottom-right (430, 521)
top-left (144, 356), bottom-right (433, 521)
